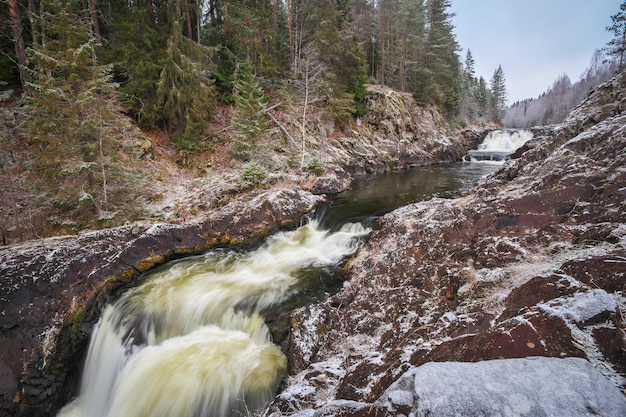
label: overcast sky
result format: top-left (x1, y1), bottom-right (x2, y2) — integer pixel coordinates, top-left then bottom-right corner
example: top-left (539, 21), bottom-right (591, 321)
top-left (450, 0), bottom-right (622, 104)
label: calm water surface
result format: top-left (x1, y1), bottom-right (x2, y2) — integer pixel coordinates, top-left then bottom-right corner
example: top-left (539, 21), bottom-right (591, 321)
top-left (316, 162), bottom-right (500, 229)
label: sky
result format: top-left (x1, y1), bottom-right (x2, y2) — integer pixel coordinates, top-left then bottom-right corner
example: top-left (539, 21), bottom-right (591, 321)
top-left (450, 0), bottom-right (623, 104)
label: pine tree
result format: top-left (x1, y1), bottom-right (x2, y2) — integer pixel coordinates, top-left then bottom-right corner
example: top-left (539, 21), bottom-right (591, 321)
top-left (7, 0), bottom-right (29, 91)
top-left (605, 0), bottom-right (626, 71)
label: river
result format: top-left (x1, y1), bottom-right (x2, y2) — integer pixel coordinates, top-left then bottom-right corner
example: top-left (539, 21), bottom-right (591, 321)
top-left (57, 162), bottom-right (499, 417)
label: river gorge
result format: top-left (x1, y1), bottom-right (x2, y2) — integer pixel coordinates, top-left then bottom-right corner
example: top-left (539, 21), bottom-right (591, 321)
top-left (55, 163), bottom-right (497, 417)
top-left (1, 73), bottom-right (626, 416)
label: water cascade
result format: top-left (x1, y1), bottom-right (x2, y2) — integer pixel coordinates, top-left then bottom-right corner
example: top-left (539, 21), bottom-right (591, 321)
top-left (58, 221), bottom-right (370, 417)
top-left (465, 129), bottom-right (533, 163)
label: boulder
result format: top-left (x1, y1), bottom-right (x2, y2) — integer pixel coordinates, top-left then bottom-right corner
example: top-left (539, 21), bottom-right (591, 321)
top-left (377, 357), bottom-right (626, 417)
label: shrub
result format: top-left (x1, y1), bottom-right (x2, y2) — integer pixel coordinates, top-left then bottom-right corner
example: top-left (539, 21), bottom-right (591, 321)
top-left (239, 162), bottom-right (267, 189)
top-left (304, 156), bottom-right (325, 175)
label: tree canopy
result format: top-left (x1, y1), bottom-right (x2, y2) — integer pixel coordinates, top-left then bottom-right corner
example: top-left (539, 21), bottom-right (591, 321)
top-left (2, 0), bottom-right (515, 132)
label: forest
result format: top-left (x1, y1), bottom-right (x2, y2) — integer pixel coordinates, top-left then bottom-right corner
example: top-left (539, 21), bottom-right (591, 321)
top-left (2, 0), bottom-right (508, 136)
top-left (1, 0), bottom-right (624, 243)
top-left (502, 50), bottom-right (618, 128)
top-left (0, 0), bottom-right (512, 241)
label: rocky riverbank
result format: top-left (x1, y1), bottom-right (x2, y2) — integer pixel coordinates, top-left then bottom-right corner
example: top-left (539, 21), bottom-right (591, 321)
top-left (0, 86), bottom-right (476, 416)
top-left (266, 73), bottom-right (626, 415)
top-left (2, 69), bottom-right (624, 416)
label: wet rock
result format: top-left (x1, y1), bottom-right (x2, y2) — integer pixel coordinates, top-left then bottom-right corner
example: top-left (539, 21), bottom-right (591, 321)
top-left (0, 188), bottom-right (323, 417)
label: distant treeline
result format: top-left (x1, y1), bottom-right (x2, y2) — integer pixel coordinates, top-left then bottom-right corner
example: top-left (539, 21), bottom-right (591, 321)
top-left (502, 50), bottom-right (618, 128)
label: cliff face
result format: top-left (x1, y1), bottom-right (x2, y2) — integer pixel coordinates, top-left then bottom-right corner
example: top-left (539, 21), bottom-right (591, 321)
top-left (270, 74), bottom-right (626, 415)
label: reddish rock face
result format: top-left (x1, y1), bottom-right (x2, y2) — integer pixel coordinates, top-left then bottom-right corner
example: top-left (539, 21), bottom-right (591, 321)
top-left (0, 189), bottom-right (323, 417)
top-left (274, 72), bottom-right (626, 414)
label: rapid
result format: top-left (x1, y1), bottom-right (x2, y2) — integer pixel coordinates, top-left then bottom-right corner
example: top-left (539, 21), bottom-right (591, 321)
top-left (58, 163), bottom-right (498, 417)
top-left (57, 221), bottom-right (370, 417)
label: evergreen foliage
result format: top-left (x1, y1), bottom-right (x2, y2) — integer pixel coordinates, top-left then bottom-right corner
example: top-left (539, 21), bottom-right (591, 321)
top-left (239, 161), bottom-right (268, 189)
top-left (230, 57), bottom-right (268, 160)
top-left (413, 0), bottom-right (460, 117)
top-left (102, 1), bottom-right (169, 129)
top-left (605, 0), bottom-right (626, 71)
top-left (157, 0), bottom-right (217, 140)
top-left (489, 65), bottom-right (507, 123)
top-left (1, 0), bottom-right (620, 239)
top-left (294, 0), bottom-right (368, 122)
top-left (25, 0), bottom-right (149, 231)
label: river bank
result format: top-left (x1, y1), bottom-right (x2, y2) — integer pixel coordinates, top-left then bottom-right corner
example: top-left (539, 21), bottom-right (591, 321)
top-left (267, 72), bottom-right (626, 416)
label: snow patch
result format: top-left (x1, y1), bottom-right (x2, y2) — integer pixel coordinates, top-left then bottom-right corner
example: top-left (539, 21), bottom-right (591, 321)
top-left (539, 289), bottom-right (616, 324)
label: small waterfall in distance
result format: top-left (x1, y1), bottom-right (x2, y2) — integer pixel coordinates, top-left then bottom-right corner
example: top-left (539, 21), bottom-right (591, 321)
top-left (58, 220), bottom-right (370, 417)
top-left (464, 129), bottom-right (533, 163)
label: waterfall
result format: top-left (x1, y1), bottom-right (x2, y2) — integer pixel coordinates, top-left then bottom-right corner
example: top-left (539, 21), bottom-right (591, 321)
top-left (58, 220), bottom-right (370, 417)
top-left (465, 129), bottom-right (533, 163)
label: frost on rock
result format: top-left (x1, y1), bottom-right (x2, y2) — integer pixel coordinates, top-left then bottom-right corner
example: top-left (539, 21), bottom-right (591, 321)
top-left (378, 357), bottom-right (626, 417)
top-left (540, 289), bottom-right (617, 325)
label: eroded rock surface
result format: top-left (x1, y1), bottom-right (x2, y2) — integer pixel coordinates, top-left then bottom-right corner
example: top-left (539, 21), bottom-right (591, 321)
top-left (0, 188), bottom-right (323, 416)
top-left (269, 74), bottom-right (626, 415)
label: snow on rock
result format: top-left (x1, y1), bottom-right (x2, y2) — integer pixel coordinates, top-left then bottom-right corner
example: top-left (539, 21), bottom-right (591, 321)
top-left (540, 289), bottom-right (617, 325)
top-left (379, 357), bottom-right (626, 417)
top-left (272, 72), bottom-right (626, 417)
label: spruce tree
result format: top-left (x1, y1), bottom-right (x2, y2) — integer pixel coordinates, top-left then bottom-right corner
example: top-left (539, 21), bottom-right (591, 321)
top-left (489, 64), bottom-right (507, 123)
top-left (464, 49), bottom-right (476, 82)
top-left (605, 0), bottom-right (626, 71)
top-left (297, 0), bottom-right (368, 122)
top-left (230, 57), bottom-right (267, 160)
top-left (26, 0), bottom-right (120, 224)
top-left (102, 0), bottom-right (169, 129)
top-left (476, 76), bottom-right (490, 122)
top-left (413, 0), bottom-right (460, 117)
top-left (156, 0), bottom-right (217, 144)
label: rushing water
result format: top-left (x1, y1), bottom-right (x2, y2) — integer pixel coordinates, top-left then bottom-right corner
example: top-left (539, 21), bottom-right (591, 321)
top-left (58, 163), bottom-right (498, 417)
top-left (465, 129), bottom-right (533, 163)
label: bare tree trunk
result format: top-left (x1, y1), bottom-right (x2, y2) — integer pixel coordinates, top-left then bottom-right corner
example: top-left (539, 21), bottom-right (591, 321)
top-left (185, 0), bottom-right (193, 40)
top-left (89, 0), bottom-right (101, 42)
top-left (99, 110), bottom-right (108, 207)
top-left (379, 5), bottom-right (386, 87)
top-left (273, 0), bottom-right (277, 32)
top-left (27, 0), bottom-right (40, 46)
top-left (196, 1), bottom-right (201, 43)
top-left (147, 0), bottom-right (154, 23)
top-left (8, 0), bottom-right (29, 92)
top-left (300, 54), bottom-right (309, 169)
top-left (287, 0), bottom-right (293, 69)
